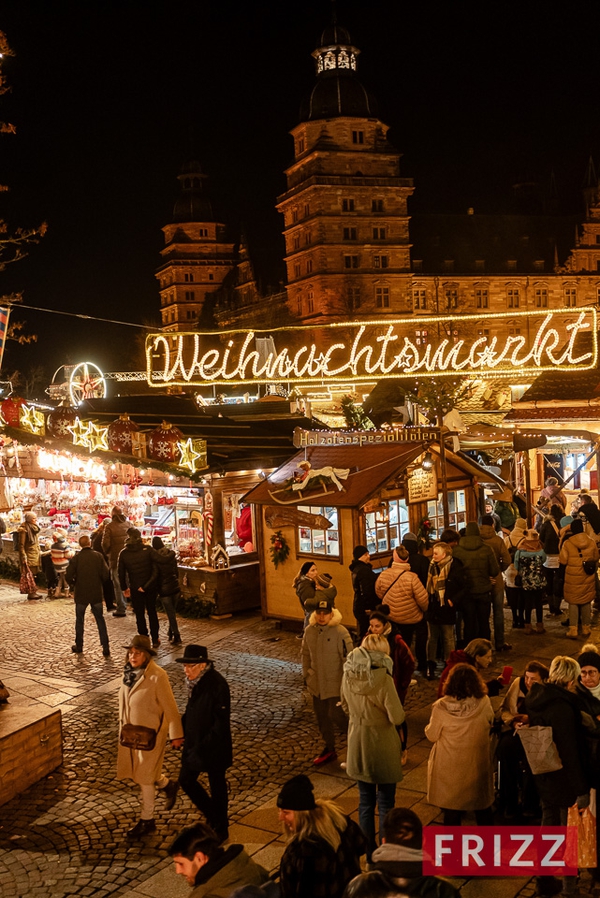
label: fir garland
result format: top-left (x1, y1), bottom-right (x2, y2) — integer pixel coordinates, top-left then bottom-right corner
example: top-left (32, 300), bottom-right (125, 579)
top-left (269, 530), bottom-right (290, 568)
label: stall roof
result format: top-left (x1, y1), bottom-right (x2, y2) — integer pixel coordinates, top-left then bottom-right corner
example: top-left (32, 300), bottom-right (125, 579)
top-left (244, 442), bottom-right (507, 509)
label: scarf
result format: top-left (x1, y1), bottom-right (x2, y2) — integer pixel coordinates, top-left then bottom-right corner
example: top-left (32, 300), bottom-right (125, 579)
top-left (122, 662), bottom-right (145, 689)
top-left (426, 554), bottom-right (452, 604)
top-left (186, 664), bottom-right (209, 697)
top-left (22, 521), bottom-right (39, 546)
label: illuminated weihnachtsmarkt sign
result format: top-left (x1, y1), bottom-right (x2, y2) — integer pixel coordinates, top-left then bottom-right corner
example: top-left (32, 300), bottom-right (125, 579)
top-left (146, 309), bottom-right (597, 388)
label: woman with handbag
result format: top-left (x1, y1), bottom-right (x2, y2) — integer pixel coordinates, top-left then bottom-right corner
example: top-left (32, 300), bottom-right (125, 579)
top-left (17, 511), bottom-right (43, 600)
top-left (117, 634), bottom-right (183, 838)
top-left (559, 518), bottom-right (599, 639)
top-left (514, 530), bottom-right (547, 635)
top-left (374, 546), bottom-right (428, 650)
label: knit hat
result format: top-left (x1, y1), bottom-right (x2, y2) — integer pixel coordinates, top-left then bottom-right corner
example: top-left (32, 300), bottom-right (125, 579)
top-left (353, 545), bottom-right (369, 561)
top-left (277, 775), bottom-right (316, 811)
top-left (54, 528), bottom-right (67, 540)
top-left (513, 518), bottom-right (527, 531)
top-left (571, 518), bottom-right (584, 534)
top-left (578, 647), bottom-right (600, 671)
top-left (402, 532), bottom-right (418, 544)
top-left (560, 516), bottom-right (573, 528)
top-left (316, 572), bottom-right (333, 588)
top-left (151, 536), bottom-right (164, 549)
top-left (393, 546), bottom-right (409, 563)
top-left (465, 522), bottom-right (480, 537)
top-left (315, 598), bottom-right (333, 613)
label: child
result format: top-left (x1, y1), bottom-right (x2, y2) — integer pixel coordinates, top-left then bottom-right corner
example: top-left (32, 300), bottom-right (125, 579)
top-left (51, 529), bottom-right (73, 597)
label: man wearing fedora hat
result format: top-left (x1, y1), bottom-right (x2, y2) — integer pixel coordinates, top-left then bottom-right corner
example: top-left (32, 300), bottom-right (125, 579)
top-left (174, 645), bottom-right (232, 844)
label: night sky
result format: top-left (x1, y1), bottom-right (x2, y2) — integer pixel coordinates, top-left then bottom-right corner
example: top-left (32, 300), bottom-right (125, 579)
top-left (0, 0), bottom-right (599, 391)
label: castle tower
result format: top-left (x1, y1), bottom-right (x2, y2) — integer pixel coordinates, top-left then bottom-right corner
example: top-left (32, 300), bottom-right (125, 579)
top-left (276, 20), bottom-right (414, 323)
top-left (156, 162), bottom-right (236, 331)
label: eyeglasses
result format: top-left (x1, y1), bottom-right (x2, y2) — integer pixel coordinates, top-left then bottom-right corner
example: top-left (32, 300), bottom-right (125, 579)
top-left (581, 670), bottom-right (599, 677)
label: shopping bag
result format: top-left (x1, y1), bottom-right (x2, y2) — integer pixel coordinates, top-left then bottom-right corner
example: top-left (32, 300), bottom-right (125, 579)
top-left (566, 790), bottom-right (597, 868)
top-left (19, 563), bottom-right (37, 595)
top-left (517, 725), bottom-right (563, 774)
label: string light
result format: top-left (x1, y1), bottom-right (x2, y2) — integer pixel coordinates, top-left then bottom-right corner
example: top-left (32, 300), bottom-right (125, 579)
top-left (146, 309), bottom-right (596, 387)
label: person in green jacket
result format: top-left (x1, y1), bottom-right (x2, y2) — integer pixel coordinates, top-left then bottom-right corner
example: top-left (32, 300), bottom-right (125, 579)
top-left (452, 522), bottom-right (499, 644)
top-left (169, 823), bottom-right (268, 898)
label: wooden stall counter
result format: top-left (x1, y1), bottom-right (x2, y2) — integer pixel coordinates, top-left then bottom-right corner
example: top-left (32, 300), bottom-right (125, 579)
top-left (178, 559), bottom-right (260, 617)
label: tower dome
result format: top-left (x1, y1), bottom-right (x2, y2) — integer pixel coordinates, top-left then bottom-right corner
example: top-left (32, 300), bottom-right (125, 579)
top-left (172, 161), bottom-right (215, 223)
top-left (298, 23), bottom-right (378, 122)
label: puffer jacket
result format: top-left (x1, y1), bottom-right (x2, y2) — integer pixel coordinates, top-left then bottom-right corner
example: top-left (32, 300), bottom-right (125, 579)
top-left (151, 546), bottom-right (180, 596)
top-left (102, 513), bottom-right (129, 568)
top-left (452, 525), bottom-right (499, 596)
top-left (503, 519), bottom-right (527, 588)
top-left (494, 500), bottom-right (521, 531)
top-left (301, 607), bottom-right (353, 699)
top-left (295, 575), bottom-right (337, 615)
top-left (375, 562), bottom-right (428, 625)
top-left (340, 647), bottom-right (404, 784)
top-left (559, 531), bottom-right (599, 605)
top-left (118, 535), bottom-right (158, 593)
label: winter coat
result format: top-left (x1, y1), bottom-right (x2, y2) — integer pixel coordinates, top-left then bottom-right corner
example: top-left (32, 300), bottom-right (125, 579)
top-left (539, 518), bottom-right (561, 556)
top-left (426, 558), bottom-right (467, 626)
top-left (66, 546), bottom-right (109, 605)
top-left (479, 524), bottom-right (511, 580)
top-left (437, 651), bottom-right (502, 699)
top-left (18, 522), bottom-right (41, 569)
top-left (581, 500), bottom-right (600, 535)
top-left (425, 694), bottom-right (495, 810)
top-left (116, 659), bottom-right (183, 785)
top-left (392, 632), bottom-right (416, 704)
top-left (371, 843), bottom-right (460, 898)
top-left (340, 647), bottom-right (405, 785)
top-left (503, 520), bottom-right (527, 588)
top-left (118, 536), bottom-right (158, 594)
top-left (514, 547), bottom-right (547, 591)
top-left (302, 608), bottom-right (353, 700)
top-left (181, 665), bottom-right (232, 772)
top-left (295, 575), bottom-right (337, 615)
top-left (452, 533), bottom-right (499, 597)
top-left (574, 681), bottom-right (600, 788)
top-left (500, 675), bottom-right (529, 728)
top-left (494, 501), bottom-right (520, 532)
top-left (279, 816), bottom-right (366, 898)
top-left (189, 844), bottom-right (269, 898)
top-left (102, 514), bottom-right (129, 568)
top-left (151, 546), bottom-right (180, 596)
top-left (559, 531), bottom-right (599, 605)
top-left (524, 681), bottom-right (591, 807)
top-left (403, 540), bottom-right (430, 587)
top-left (375, 562), bottom-right (428, 625)
top-left (51, 537), bottom-right (73, 572)
top-left (349, 559), bottom-right (378, 618)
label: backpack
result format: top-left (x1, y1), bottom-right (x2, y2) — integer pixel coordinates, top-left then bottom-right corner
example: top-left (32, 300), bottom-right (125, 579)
top-left (518, 552), bottom-right (546, 590)
top-left (508, 536), bottom-right (524, 560)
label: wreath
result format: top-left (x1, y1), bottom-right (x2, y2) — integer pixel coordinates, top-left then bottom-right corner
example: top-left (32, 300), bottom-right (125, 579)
top-left (269, 530), bottom-right (290, 569)
top-left (417, 514), bottom-right (434, 549)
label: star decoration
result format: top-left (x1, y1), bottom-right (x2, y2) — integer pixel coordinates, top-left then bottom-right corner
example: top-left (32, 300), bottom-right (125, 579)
top-left (177, 438), bottom-right (207, 474)
top-left (67, 417), bottom-right (92, 448)
top-left (85, 422), bottom-right (110, 453)
top-left (476, 346), bottom-right (498, 367)
top-left (20, 404), bottom-right (46, 435)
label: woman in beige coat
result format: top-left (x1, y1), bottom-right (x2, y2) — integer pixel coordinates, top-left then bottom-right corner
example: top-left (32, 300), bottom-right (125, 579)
top-left (117, 635), bottom-right (183, 838)
top-left (425, 663), bottom-right (494, 825)
top-left (559, 518), bottom-right (599, 639)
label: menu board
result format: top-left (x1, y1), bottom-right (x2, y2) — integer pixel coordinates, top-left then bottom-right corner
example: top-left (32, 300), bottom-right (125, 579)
top-left (406, 466), bottom-right (438, 504)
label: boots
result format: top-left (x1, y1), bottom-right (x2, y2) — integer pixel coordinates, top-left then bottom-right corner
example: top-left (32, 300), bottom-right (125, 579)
top-left (536, 622), bottom-right (546, 634)
top-left (524, 623), bottom-right (533, 635)
top-left (566, 626), bottom-right (579, 639)
top-left (426, 661), bottom-right (437, 681)
top-left (582, 625), bottom-right (592, 637)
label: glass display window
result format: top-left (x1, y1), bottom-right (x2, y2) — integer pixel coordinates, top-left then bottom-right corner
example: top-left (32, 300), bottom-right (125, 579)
top-left (298, 506), bottom-right (340, 557)
top-left (364, 498), bottom-right (409, 555)
top-left (427, 489), bottom-right (466, 538)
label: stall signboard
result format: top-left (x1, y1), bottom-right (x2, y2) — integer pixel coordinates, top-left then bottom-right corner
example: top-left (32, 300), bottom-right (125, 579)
top-left (146, 309), bottom-right (597, 388)
top-left (406, 465), bottom-right (439, 504)
top-left (292, 426), bottom-right (441, 447)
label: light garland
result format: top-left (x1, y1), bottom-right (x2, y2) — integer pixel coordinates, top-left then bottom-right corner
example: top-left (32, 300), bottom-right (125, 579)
top-left (20, 404), bottom-right (46, 435)
top-left (145, 309), bottom-right (597, 387)
top-left (37, 449), bottom-right (106, 482)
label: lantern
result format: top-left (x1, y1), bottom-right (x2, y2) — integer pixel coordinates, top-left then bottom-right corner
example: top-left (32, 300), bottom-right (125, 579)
top-left (47, 406), bottom-right (78, 440)
top-left (1, 395), bottom-right (25, 428)
top-left (107, 414), bottom-right (139, 454)
top-left (148, 421), bottom-right (183, 463)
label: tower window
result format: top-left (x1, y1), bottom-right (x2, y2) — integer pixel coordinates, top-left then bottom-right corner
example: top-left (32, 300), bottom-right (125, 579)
top-left (184, 273), bottom-right (194, 283)
top-left (292, 208), bottom-right (298, 223)
top-left (343, 227), bottom-right (357, 240)
top-left (304, 203), bottom-right (310, 217)
top-left (375, 287), bottom-right (390, 308)
top-left (445, 289), bottom-right (458, 310)
top-left (208, 273), bottom-right (214, 281)
top-left (415, 329), bottom-right (428, 346)
top-left (307, 290), bottom-right (314, 314)
top-left (413, 289), bottom-right (427, 310)
top-left (373, 227), bottom-right (386, 240)
top-left (305, 231), bottom-right (312, 245)
top-left (565, 287), bottom-right (577, 307)
top-left (297, 296), bottom-right (303, 316)
top-left (352, 130), bottom-right (364, 145)
top-left (535, 288), bottom-right (548, 308)
top-left (507, 288), bottom-right (520, 308)
top-left (293, 236), bottom-right (300, 251)
top-left (342, 199), bottom-right (355, 212)
top-left (373, 255), bottom-right (389, 269)
top-left (344, 255), bottom-right (359, 269)
top-left (475, 289), bottom-right (488, 309)
top-left (199, 228), bottom-right (208, 237)
top-left (372, 199), bottom-right (384, 212)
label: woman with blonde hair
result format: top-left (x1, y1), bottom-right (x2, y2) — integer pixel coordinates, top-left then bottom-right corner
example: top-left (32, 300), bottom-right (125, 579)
top-left (341, 633), bottom-right (405, 859)
top-left (277, 774), bottom-right (367, 898)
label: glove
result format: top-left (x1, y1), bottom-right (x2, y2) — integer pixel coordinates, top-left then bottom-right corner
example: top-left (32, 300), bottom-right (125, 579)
top-left (576, 793), bottom-right (590, 810)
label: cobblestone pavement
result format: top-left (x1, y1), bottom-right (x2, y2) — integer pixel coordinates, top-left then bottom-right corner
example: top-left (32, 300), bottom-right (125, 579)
top-left (1, 582), bottom-right (599, 898)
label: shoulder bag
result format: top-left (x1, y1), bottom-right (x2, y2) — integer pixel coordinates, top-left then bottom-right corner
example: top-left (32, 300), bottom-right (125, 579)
top-left (517, 724), bottom-right (563, 774)
top-left (119, 723), bottom-right (157, 751)
top-left (379, 569), bottom-right (407, 600)
top-left (577, 545), bottom-right (597, 576)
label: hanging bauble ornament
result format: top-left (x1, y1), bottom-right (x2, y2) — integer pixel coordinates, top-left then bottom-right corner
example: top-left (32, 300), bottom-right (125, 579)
top-left (47, 406), bottom-right (78, 440)
top-left (107, 414), bottom-right (139, 454)
top-left (148, 421), bottom-right (183, 463)
top-left (1, 395), bottom-right (25, 427)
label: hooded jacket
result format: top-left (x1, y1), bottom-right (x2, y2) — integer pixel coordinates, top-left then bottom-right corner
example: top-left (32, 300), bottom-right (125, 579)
top-left (558, 531), bottom-right (599, 605)
top-left (301, 607), bottom-right (353, 699)
top-left (524, 681), bottom-right (591, 807)
top-left (503, 518), bottom-right (527, 588)
top-left (425, 693), bottom-right (495, 811)
top-left (295, 575), bottom-right (337, 615)
top-left (479, 524), bottom-right (511, 576)
top-left (190, 844), bottom-right (269, 898)
top-left (151, 545), bottom-right (180, 596)
top-left (349, 558), bottom-right (378, 618)
top-left (101, 512), bottom-right (129, 568)
top-left (340, 647), bottom-right (405, 784)
top-left (118, 535), bottom-right (157, 593)
top-left (375, 562), bottom-right (428, 625)
top-left (371, 843), bottom-right (460, 898)
top-left (452, 523), bottom-right (499, 596)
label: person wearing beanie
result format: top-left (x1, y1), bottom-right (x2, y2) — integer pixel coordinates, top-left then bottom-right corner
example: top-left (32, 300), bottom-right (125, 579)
top-left (539, 505), bottom-right (566, 616)
top-left (102, 505), bottom-right (130, 617)
top-left (452, 522), bottom-right (500, 643)
top-left (277, 775), bottom-right (367, 898)
top-left (514, 530), bottom-right (547, 636)
top-left (370, 807), bottom-right (460, 897)
top-left (118, 528), bottom-right (160, 646)
top-left (302, 597), bottom-right (353, 766)
top-left (349, 545), bottom-right (378, 643)
top-left (293, 562), bottom-right (337, 633)
top-left (51, 528), bottom-right (74, 597)
top-left (479, 515), bottom-right (512, 652)
top-left (559, 519), bottom-right (599, 639)
top-left (374, 547), bottom-right (428, 659)
top-left (151, 536), bottom-right (182, 646)
top-left (479, 499), bottom-right (502, 533)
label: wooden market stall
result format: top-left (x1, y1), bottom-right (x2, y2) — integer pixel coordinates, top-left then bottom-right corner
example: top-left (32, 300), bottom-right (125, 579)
top-left (244, 427), bottom-right (507, 628)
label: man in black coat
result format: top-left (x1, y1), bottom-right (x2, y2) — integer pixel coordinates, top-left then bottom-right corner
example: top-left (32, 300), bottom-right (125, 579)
top-left (349, 545), bottom-right (378, 642)
top-left (118, 528), bottom-right (159, 646)
top-left (174, 644), bottom-right (232, 844)
top-left (66, 535), bottom-right (110, 656)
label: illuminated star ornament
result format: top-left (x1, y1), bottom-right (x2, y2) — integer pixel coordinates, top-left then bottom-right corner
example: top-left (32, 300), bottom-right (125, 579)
top-left (85, 422), bottom-right (110, 453)
top-left (177, 438), bottom-right (207, 474)
top-left (68, 417), bottom-right (92, 448)
top-left (20, 404), bottom-right (46, 435)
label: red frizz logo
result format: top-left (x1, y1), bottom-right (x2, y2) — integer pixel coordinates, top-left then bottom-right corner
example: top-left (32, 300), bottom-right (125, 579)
top-left (422, 827), bottom-right (578, 876)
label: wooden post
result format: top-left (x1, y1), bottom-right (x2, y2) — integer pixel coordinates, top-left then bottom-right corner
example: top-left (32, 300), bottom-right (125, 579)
top-left (524, 452), bottom-right (532, 528)
top-left (439, 428), bottom-right (450, 529)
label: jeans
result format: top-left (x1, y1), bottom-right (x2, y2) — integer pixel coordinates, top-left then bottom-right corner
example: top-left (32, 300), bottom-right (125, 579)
top-left (111, 566), bottom-right (127, 614)
top-left (357, 780), bottom-right (396, 857)
top-left (491, 575), bottom-right (506, 649)
top-left (132, 589), bottom-right (159, 642)
top-left (74, 601), bottom-right (109, 650)
top-left (463, 595), bottom-right (491, 642)
top-left (179, 763), bottom-right (229, 837)
top-left (160, 593), bottom-right (181, 640)
top-left (426, 623), bottom-right (455, 661)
